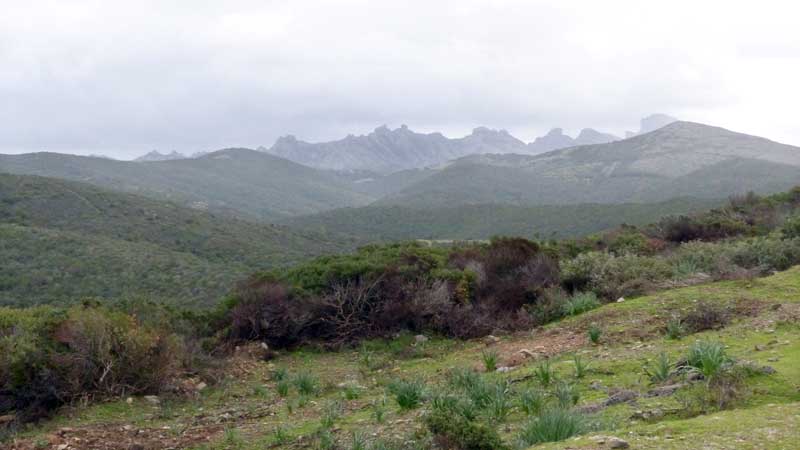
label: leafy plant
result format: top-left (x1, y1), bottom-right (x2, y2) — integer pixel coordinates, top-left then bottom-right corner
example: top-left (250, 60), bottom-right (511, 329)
top-left (341, 383), bottom-right (361, 400)
top-left (687, 341), bottom-right (731, 383)
top-left (572, 354), bottom-right (590, 379)
top-left (272, 366), bottom-right (289, 381)
top-left (518, 408), bottom-right (584, 445)
top-left (519, 388), bottom-right (547, 416)
top-left (293, 372), bottom-right (319, 396)
top-left (388, 379), bottom-right (425, 410)
top-left (424, 408), bottom-right (507, 450)
top-left (534, 361), bottom-right (555, 387)
top-left (272, 426), bottom-right (290, 445)
top-left (486, 382), bottom-right (512, 422)
top-left (320, 401), bottom-right (342, 429)
top-left (562, 292), bottom-right (601, 316)
top-left (665, 317), bottom-right (685, 340)
top-left (645, 352), bottom-right (672, 384)
top-left (553, 382), bottom-right (579, 408)
top-left (481, 349), bottom-right (499, 372)
top-left (588, 324), bottom-right (602, 344)
top-left (276, 379), bottom-right (291, 397)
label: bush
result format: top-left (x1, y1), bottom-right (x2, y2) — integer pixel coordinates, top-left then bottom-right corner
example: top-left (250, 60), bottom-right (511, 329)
top-left (562, 292), bottom-right (600, 316)
top-left (687, 341), bottom-right (731, 382)
top-left (0, 304), bottom-right (195, 423)
top-left (388, 379), bottom-right (425, 410)
top-left (561, 252), bottom-right (672, 299)
top-left (681, 302), bottom-right (730, 334)
top-left (293, 372), bottom-right (319, 396)
top-left (588, 324), bottom-right (602, 344)
top-left (424, 408), bottom-right (507, 450)
top-left (644, 352), bottom-right (672, 384)
top-left (552, 382), bottom-right (579, 408)
top-left (518, 408), bottom-right (584, 445)
top-left (519, 389), bottom-right (546, 416)
top-left (481, 350), bottom-right (499, 372)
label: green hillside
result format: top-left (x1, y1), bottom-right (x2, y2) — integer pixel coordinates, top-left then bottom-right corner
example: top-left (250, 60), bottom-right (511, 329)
top-left (285, 198), bottom-right (721, 241)
top-left (0, 174), bottom-right (356, 306)
top-left (0, 149), bottom-right (374, 219)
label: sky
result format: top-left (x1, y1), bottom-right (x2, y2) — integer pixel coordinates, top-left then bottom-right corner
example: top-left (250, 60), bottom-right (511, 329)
top-left (1, 0), bottom-right (799, 159)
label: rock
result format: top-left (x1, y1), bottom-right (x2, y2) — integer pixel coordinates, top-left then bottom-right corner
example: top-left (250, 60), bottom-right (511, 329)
top-left (609, 437), bottom-right (630, 449)
top-left (646, 383), bottom-right (686, 397)
top-left (589, 380), bottom-right (605, 391)
top-left (616, 297), bottom-right (625, 303)
top-left (129, 445), bottom-right (145, 450)
top-left (754, 344), bottom-right (766, 351)
top-left (576, 403), bottom-right (605, 414)
top-left (604, 389), bottom-right (639, 406)
top-left (631, 408), bottom-right (664, 420)
top-left (57, 445), bottom-right (69, 450)
top-left (496, 366), bottom-right (514, 373)
top-left (0, 414), bottom-right (15, 424)
top-left (196, 382), bottom-right (208, 391)
top-left (414, 334), bottom-right (429, 344)
top-left (759, 365), bottom-right (777, 375)
top-left (687, 371), bottom-right (704, 382)
top-left (484, 335), bottom-right (501, 345)
top-left (143, 395), bottom-right (160, 405)
top-left (126, 397), bottom-right (134, 404)
top-left (767, 357), bottom-right (780, 362)
top-left (517, 349), bottom-right (535, 358)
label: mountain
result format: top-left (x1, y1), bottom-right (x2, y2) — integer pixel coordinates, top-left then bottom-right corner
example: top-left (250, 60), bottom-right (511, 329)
top-left (134, 150), bottom-right (186, 162)
top-left (284, 197), bottom-right (720, 241)
top-left (265, 125), bottom-right (527, 173)
top-left (378, 121), bottom-right (800, 208)
top-left (0, 174), bottom-right (357, 306)
top-left (527, 127), bottom-right (619, 154)
top-left (639, 113), bottom-right (678, 134)
top-left (0, 148), bottom-right (374, 219)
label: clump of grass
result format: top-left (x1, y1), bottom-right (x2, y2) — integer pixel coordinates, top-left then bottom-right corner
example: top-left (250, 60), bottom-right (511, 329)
top-left (588, 324), bottom-right (602, 344)
top-left (518, 408), bottom-right (584, 445)
top-left (553, 382), bottom-right (579, 408)
top-left (687, 341), bottom-right (731, 383)
top-left (341, 383), bottom-right (361, 400)
top-left (573, 354), bottom-right (589, 379)
top-left (562, 292), bottom-right (601, 316)
top-left (534, 361), bottom-right (555, 387)
top-left (272, 366), bottom-right (289, 381)
top-left (276, 379), bottom-right (291, 397)
top-left (317, 429), bottom-right (336, 450)
top-left (486, 381), bottom-right (512, 422)
top-left (388, 379), bottom-right (425, 410)
top-left (371, 396), bottom-right (388, 423)
top-left (293, 372), bottom-right (319, 396)
top-left (645, 352), bottom-right (672, 384)
top-left (252, 384), bottom-right (270, 399)
top-left (481, 349), bottom-right (499, 372)
top-left (320, 401), bottom-right (342, 429)
top-left (222, 428), bottom-right (244, 450)
top-left (350, 432), bottom-right (367, 450)
top-left (519, 388), bottom-right (546, 416)
top-left (665, 316), bottom-right (685, 340)
top-left (272, 426), bottom-right (289, 445)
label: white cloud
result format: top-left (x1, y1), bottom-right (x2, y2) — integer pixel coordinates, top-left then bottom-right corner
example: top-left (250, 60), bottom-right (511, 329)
top-left (1, 0), bottom-right (799, 158)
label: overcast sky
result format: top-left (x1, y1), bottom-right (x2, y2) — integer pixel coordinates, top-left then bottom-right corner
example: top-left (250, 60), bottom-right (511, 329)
top-left (2, 0), bottom-right (799, 159)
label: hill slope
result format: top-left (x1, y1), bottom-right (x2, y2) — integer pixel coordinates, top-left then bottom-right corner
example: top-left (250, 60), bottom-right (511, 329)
top-left (285, 198), bottom-right (720, 241)
top-left (0, 174), bottom-right (356, 306)
top-left (0, 148), bottom-right (373, 220)
top-left (380, 122), bottom-right (800, 208)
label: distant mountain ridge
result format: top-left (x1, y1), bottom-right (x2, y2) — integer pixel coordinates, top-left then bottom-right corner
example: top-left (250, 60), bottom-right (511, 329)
top-left (378, 121), bottom-right (800, 208)
top-left (134, 150), bottom-right (186, 162)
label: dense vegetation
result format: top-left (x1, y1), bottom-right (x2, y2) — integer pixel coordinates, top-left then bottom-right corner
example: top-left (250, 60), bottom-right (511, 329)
top-left (0, 174), bottom-right (356, 306)
top-left (0, 149), bottom-right (373, 219)
top-left (284, 198), bottom-right (719, 241)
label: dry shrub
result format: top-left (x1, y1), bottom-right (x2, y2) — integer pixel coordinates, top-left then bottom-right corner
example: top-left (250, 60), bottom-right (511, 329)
top-left (681, 301), bottom-right (731, 334)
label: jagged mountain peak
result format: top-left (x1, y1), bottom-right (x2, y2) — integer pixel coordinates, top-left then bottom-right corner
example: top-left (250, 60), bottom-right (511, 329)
top-left (134, 150), bottom-right (186, 162)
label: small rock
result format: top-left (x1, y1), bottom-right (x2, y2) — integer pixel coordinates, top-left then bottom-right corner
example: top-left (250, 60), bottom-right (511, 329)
top-left (609, 437), bottom-right (630, 449)
top-left (57, 445), bottom-right (69, 450)
top-left (126, 397), bottom-right (134, 404)
top-left (129, 445), bottom-right (145, 450)
top-left (484, 335), bottom-right (501, 345)
top-left (518, 349), bottom-right (535, 358)
top-left (143, 395), bottom-right (160, 405)
top-left (616, 297), bottom-right (625, 303)
top-left (647, 383), bottom-right (686, 397)
top-left (414, 334), bottom-right (429, 344)
top-left (687, 371), bottom-right (704, 382)
top-left (604, 389), bottom-right (638, 406)
top-left (589, 381), bottom-right (605, 391)
top-left (760, 365), bottom-right (777, 374)
top-left (754, 344), bottom-right (766, 351)
top-left (122, 425), bottom-right (134, 431)
top-left (496, 366), bottom-right (514, 373)
top-left (196, 382), bottom-right (207, 391)
top-left (0, 414), bottom-right (15, 424)
top-left (767, 357), bottom-right (780, 363)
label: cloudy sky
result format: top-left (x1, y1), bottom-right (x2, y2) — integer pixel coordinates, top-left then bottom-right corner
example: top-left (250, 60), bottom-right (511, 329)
top-left (1, 0), bottom-right (799, 159)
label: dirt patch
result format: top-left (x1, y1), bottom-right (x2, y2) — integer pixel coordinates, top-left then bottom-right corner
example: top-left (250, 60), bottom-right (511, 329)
top-left (6, 423), bottom-right (224, 450)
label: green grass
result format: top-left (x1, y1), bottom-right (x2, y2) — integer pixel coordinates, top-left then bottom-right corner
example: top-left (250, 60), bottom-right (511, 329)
top-left (9, 266), bottom-right (800, 450)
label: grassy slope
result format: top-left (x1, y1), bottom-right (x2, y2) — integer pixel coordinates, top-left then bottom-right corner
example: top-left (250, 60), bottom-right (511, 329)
top-left (0, 174), bottom-right (357, 306)
top-left (11, 267), bottom-right (800, 449)
top-left (284, 198), bottom-right (721, 241)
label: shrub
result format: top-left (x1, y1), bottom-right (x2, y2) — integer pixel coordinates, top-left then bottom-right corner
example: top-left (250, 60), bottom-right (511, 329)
top-left (687, 341), bottom-right (731, 383)
top-left (552, 382), bottom-right (579, 408)
top-left (534, 361), bottom-right (555, 387)
top-left (293, 372), bottom-right (319, 396)
top-left (562, 292), bottom-right (600, 316)
top-left (486, 382), bottom-right (512, 422)
top-left (645, 352), bottom-right (672, 384)
top-left (388, 379), bottom-right (425, 410)
top-left (572, 354), bottom-right (590, 379)
top-left (481, 350), bottom-right (499, 372)
top-left (519, 388), bottom-right (546, 416)
top-left (682, 302), bottom-right (730, 334)
top-left (320, 401), bottom-right (342, 429)
top-left (424, 409), bottom-right (507, 450)
top-left (518, 408), bottom-right (584, 445)
top-left (665, 317), bottom-right (685, 340)
top-left (781, 213), bottom-right (800, 239)
top-left (276, 379), bottom-right (290, 397)
top-left (588, 324), bottom-right (602, 344)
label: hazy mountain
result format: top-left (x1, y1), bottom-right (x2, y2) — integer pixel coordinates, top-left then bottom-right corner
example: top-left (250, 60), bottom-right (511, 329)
top-left (134, 150), bottom-right (187, 162)
top-left (527, 128), bottom-right (619, 154)
top-left (378, 121), bottom-right (800, 208)
top-left (0, 174), bottom-right (356, 306)
top-left (284, 197), bottom-right (720, 242)
top-left (266, 125), bottom-right (526, 173)
top-left (639, 113), bottom-right (678, 134)
top-left (0, 148), bottom-right (374, 219)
